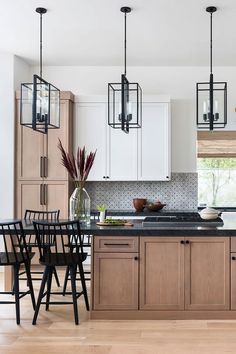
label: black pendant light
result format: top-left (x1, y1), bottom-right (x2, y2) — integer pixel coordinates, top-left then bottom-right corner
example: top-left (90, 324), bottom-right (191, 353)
top-left (20, 8), bottom-right (60, 134)
top-left (196, 6), bottom-right (227, 131)
top-left (108, 6), bottom-right (142, 134)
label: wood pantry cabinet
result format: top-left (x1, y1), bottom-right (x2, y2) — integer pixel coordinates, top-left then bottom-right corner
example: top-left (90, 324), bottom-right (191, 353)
top-left (75, 95), bottom-right (171, 181)
top-left (15, 91), bottom-right (74, 218)
top-left (92, 235), bottom-right (231, 317)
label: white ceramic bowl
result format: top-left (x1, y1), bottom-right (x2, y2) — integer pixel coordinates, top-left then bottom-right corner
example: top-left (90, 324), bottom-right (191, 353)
top-left (199, 207), bottom-right (220, 220)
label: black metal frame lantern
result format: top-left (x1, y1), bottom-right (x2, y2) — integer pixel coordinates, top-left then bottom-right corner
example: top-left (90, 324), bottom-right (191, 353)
top-left (20, 8), bottom-right (60, 134)
top-left (196, 6), bottom-right (227, 131)
top-left (108, 7), bottom-right (142, 134)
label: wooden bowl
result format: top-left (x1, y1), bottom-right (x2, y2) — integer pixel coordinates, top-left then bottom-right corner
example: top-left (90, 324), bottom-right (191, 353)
top-left (133, 198), bottom-right (147, 212)
top-left (145, 203), bottom-right (166, 211)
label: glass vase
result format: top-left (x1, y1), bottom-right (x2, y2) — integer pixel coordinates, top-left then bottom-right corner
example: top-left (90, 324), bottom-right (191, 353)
top-left (69, 186), bottom-right (91, 225)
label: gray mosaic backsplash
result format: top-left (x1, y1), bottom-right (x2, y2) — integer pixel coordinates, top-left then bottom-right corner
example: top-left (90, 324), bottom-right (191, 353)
top-left (86, 173), bottom-right (198, 211)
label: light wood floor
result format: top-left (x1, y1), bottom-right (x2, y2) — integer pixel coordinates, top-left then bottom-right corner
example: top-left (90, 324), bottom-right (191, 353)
top-left (1, 271), bottom-right (236, 353)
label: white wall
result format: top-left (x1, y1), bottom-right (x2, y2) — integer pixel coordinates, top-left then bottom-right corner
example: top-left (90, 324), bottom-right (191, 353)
top-left (0, 54), bottom-right (30, 219)
top-left (31, 65), bottom-right (236, 173)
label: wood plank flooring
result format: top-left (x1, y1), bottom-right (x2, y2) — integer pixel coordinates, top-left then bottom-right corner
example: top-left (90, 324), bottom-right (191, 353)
top-left (1, 271), bottom-right (236, 353)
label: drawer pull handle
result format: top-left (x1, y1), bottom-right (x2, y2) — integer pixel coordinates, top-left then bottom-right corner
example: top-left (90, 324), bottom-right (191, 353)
top-left (232, 256), bottom-right (236, 261)
top-left (134, 256), bottom-right (139, 260)
top-left (103, 243), bottom-right (130, 246)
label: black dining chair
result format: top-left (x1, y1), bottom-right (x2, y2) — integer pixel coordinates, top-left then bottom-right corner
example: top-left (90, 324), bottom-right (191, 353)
top-left (32, 220), bottom-right (89, 325)
top-left (62, 211), bottom-right (99, 295)
top-left (21, 209), bottom-right (61, 287)
top-left (0, 221), bottom-right (36, 324)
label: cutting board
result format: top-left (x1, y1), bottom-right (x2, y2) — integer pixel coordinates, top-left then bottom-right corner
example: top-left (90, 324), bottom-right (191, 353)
top-left (96, 221), bottom-right (133, 227)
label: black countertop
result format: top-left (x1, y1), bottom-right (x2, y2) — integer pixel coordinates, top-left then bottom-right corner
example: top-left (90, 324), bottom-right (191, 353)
top-left (7, 212), bottom-right (236, 236)
top-left (79, 212), bottom-right (236, 236)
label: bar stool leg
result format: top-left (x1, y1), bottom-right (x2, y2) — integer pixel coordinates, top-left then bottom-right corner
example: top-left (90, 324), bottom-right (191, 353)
top-left (24, 261), bottom-right (36, 310)
top-left (70, 265), bottom-right (79, 325)
top-left (32, 267), bottom-right (49, 325)
top-left (13, 264), bottom-right (20, 325)
top-left (78, 261), bottom-right (90, 311)
top-left (45, 267), bottom-right (53, 311)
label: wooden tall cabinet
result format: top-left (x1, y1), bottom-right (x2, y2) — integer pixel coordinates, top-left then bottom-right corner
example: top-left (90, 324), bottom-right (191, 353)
top-left (15, 91), bottom-right (74, 218)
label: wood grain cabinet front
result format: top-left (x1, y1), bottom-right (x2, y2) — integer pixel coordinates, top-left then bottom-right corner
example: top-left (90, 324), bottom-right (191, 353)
top-left (140, 236), bottom-right (230, 311)
top-left (139, 237), bottom-right (185, 310)
top-left (184, 237), bottom-right (230, 310)
top-left (93, 252), bottom-right (139, 310)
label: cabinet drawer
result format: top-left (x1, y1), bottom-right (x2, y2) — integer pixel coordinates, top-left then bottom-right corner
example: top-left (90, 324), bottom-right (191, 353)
top-left (231, 238), bottom-right (236, 252)
top-left (94, 236), bottom-right (139, 253)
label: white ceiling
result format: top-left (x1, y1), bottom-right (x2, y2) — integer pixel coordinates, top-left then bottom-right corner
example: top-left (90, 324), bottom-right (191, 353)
top-left (1, 0), bottom-right (236, 66)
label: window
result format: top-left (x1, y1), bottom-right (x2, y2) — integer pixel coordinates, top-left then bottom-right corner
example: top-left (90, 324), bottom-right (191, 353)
top-left (198, 157), bottom-right (236, 207)
top-left (197, 131), bottom-right (236, 207)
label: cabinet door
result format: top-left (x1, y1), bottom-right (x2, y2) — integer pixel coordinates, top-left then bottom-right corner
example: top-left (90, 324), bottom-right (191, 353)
top-left (138, 103), bottom-right (170, 181)
top-left (108, 127), bottom-right (138, 180)
top-left (75, 103), bottom-right (107, 181)
top-left (45, 181), bottom-right (69, 218)
top-left (231, 253), bottom-right (236, 309)
top-left (140, 237), bottom-right (184, 310)
top-left (46, 99), bottom-right (72, 180)
top-left (185, 237), bottom-right (230, 310)
top-left (16, 100), bottom-right (44, 180)
top-left (93, 252), bottom-right (139, 310)
top-left (16, 181), bottom-right (45, 218)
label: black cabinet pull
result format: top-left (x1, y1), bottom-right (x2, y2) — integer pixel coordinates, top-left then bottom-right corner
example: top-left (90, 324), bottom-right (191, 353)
top-left (166, 176), bottom-right (169, 179)
top-left (232, 256), bottom-right (236, 261)
top-left (44, 184), bottom-right (47, 205)
top-left (40, 156), bottom-right (44, 178)
top-left (103, 243), bottom-right (129, 246)
top-left (44, 157), bottom-right (48, 178)
top-left (40, 184), bottom-right (43, 205)
top-left (180, 240), bottom-right (185, 244)
top-left (185, 240), bottom-right (190, 244)
top-left (134, 256), bottom-right (139, 260)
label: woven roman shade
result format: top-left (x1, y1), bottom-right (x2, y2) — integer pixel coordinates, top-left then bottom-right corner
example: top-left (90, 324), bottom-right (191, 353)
top-left (197, 131), bottom-right (236, 157)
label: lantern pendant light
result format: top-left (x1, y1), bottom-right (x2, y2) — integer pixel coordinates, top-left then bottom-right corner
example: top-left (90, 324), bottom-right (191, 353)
top-left (20, 7), bottom-right (60, 134)
top-left (108, 6), bottom-right (142, 134)
top-left (196, 6), bottom-right (227, 131)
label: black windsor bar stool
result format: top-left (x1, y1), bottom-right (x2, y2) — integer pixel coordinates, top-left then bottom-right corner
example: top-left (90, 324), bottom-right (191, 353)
top-left (21, 209), bottom-right (61, 287)
top-left (32, 220), bottom-right (89, 325)
top-left (0, 221), bottom-right (35, 324)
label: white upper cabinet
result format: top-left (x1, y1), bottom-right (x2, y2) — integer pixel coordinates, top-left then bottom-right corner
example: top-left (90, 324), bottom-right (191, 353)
top-left (108, 126), bottom-right (138, 181)
top-left (75, 95), bottom-right (171, 181)
top-left (138, 101), bottom-right (171, 181)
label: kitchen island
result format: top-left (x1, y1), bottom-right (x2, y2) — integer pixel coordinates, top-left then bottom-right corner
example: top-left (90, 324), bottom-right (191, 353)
top-left (86, 213), bottom-right (236, 320)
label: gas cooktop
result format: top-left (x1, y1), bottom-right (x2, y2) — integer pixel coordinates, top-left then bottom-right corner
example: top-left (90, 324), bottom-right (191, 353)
top-left (142, 212), bottom-right (224, 227)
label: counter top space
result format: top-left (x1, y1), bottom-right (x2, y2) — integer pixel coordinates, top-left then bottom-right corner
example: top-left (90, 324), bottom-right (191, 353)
top-left (3, 212), bottom-right (236, 236)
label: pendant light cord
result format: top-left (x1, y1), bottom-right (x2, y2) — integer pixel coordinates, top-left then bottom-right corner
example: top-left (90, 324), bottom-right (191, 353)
top-left (124, 11), bottom-right (127, 76)
top-left (40, 12), bottom-right (43, 77)
top-left (210, 12), bottom-right (213, 74)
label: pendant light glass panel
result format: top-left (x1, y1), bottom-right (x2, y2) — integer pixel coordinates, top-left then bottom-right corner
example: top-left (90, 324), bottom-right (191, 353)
top-left (196, 81), bottom-right (227, 129)
top-left (108, 76), bottom-right (142, 133)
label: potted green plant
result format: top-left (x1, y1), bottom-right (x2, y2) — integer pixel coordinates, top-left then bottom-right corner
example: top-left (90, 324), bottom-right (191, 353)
top-left (96, 204), bottom-right (107, 222)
